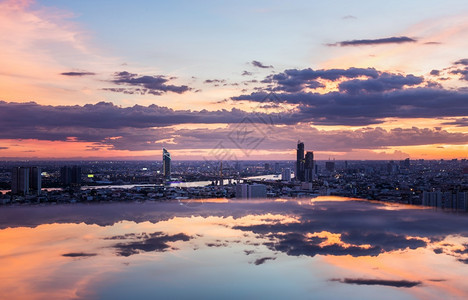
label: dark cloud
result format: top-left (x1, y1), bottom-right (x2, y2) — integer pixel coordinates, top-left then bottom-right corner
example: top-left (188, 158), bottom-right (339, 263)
top-left (338, 74), bottom-right (423, 94)
top-left (110, 231), bottom-right (192, 257)
top-left (108, 71), bottom-right (191, 95)
top-left (62, 252), bottom-right (97, 257)
top-left (60, 71), bottom-right (96, 76)
top-left (252, 60), bottom-right (273, 69)
top-left (0, 100), bottom-right (466, 151)
top-left (267, 67), bottom-right (380, 83)
top-left (0, 146), bottom-right (8, 149)
top-left (242, 71), bottom-right (253, 76)
top-left (232, 87), bottom-right (468, 126)
top-left (329, 36), bottom-right (416, 47)
top-left (330, 278), bottom-right (422, 288)
top-left (430, 70), bottom-right (440, 76)
top-left (450, 68), bottom-right (468, 81)
top-left (206, 241), bottom-right (229, 247)
top-left (253, 257), bottom-right (276, 265)
top-left (442, 118), bottom-right (468, 127)
top-left (424, 42), bottom-right (442, 45)
top-left (204, 79), bottom-right (226, 84)
top-left (454, 59), bottom-right (468, 66)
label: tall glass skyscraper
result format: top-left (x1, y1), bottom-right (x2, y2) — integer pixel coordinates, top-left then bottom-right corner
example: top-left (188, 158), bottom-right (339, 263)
top-left (296, 141), bottom-right (305, 182)
top-left (163, 148), bottom-right (171, 179)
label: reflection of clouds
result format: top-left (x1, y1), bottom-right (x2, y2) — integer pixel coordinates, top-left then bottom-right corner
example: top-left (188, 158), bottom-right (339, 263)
top-left (431, 240), bottom-right (468, 264)
top-left (2, 198), bottom-right (468, 299)
top-left (232, 200), bottom-right (468, 262)
top-left (108, 232), bottom-right (192, 257)
top-left (330, 278), bottom-right (422, 288)
top-left (62, 252), bottom-right (97, 258)
top-left (253, 257), bottom-right (276, 265)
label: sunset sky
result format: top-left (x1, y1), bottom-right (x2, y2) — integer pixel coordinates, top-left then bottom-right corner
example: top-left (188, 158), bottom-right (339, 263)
top-left (0, 0), bottom-right (467, 160)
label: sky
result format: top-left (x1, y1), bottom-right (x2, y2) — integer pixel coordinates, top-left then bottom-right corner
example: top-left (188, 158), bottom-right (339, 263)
top-left (0, 0), bottom-right (467, 160)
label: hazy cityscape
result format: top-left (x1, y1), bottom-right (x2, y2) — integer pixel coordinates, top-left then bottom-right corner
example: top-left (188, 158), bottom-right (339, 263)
top-left (1, 0), bottom-right (468, 299)
top-left (1, 143), bottom-right (468, 210)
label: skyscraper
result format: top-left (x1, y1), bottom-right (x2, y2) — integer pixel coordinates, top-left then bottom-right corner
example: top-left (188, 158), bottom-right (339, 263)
top-left (61, 166), bottom-right (82, 187)
top-left (11, 167), bottom-right (29, 195)
top-left (163, 148), bottom-right (171, 179)
top-left (305, 151), bottom-right (314, 182)
top-left (296, 141), bottom-right (305, 182)
top-left (29, 167), bottom-right (42, 195)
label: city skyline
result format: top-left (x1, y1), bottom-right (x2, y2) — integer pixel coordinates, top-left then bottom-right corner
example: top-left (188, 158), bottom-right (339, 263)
top-left (0, 0), bottom-right (467, 160)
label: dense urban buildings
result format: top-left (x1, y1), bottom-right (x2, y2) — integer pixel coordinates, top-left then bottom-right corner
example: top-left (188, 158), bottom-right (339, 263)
top-left (0, 144), bottom-right (466, 211)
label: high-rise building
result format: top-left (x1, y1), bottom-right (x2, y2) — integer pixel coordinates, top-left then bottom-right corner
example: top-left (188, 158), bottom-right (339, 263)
top-left (305, 151), bottom-right (314, 182)
top-left (274, 162), bottom-right (280, 174)
top-left (11, 167), bottom-right (41, 195)
top-left (236, 184), bottom-right (267, 199)
top-left (163, 148), bottom-right (171, 179)
top-left (29, 167), bottom-right (41, 195)
top-left (282, 168), bottom-right (291, 181)
top-left (11, 167), bottom-right (29, 195)
top-left (296, 141), bottom-right (305, 182)
top-left (61, 166), bottom-right (82, 187)
top-left (325, 161), bottom-right (335, 172)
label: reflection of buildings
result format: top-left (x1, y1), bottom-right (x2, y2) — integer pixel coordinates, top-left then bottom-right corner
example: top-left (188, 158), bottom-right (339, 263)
top-left (296, 141), bottom-right (305, 182)
top-left (235, 184), bottom-right (266, 199)
top-left (61, 166), bottom-right (81, 187)
top-left (11, 167), bottom-right (41, 195)
top-left (163, 148), bottom-right (171, 180)
top-left (422, 191), bottom-right (468, 210)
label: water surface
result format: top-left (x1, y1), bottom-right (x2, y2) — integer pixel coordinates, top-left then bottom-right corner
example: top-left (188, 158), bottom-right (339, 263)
top-left (1, 197), bottom-right (467, 299)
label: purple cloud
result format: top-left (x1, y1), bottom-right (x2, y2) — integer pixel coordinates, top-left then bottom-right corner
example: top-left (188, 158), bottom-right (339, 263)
top-left (251, 60), bottom-right (273, 69)
top-left (61, 71), bottom-right (96, 76)
top-left (329, 36), bottom-right (416, 46)
top-left (108, 71), bottom-right (191, 95)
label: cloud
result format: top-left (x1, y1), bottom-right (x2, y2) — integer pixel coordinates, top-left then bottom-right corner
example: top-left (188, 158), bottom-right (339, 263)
top-left (110, 231), bottom-right (192, 256)
top-left (330, 278), bottom-right (422, 288)
top-left (251, 60), bottom-right (273, 69)
top-left (60, 71), bottom-right (96, 77)
top-left (450, 68), bottom-right (468, 81)
top-left (242, 71), bottom-right (253, 76)
top-left (204, 79), bottom-right (225, 84)
top-left (62, 252), bottom-right (97, 257)
top-left (253, 257), bottom-right (276, 265)
top-left (342, 15), bottom-right (357, 20)
top-left (232, 86), bottom-right (468, 126)
top-left (108, 71), bottom-right (191, 95)
top-left (442, 118), bottom-right (468, 127)
top-left (0, 101), bottom-right (466, 151)
top-left (430, 70), bottom-right (440, 76)
top-left (338, 74), bottom-right (423, 94)
top-left (454, 58), bottom-right (468, 66)
top-left (329, 36), bottom-right (417, 47)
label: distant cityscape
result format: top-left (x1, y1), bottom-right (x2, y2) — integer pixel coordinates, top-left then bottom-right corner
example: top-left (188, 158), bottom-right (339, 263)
top-left (1, 141), bottom-right (467, 210)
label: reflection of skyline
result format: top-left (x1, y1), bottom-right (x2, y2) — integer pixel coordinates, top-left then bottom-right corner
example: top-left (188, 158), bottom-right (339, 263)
top-left (1, 197), bottom-right (468, 299)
